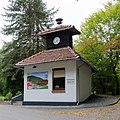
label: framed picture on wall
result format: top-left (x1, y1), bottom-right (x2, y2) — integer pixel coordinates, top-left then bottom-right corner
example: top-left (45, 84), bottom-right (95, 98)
top-left (27, 72), bottom-right (48, 90)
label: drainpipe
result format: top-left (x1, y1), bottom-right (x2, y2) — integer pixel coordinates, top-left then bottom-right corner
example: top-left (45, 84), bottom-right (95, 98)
top-left (77, 63), bottom-right (85, 105)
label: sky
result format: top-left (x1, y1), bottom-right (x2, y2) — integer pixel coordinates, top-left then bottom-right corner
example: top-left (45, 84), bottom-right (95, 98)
top-left (0, 0), bottom-right (111, 48)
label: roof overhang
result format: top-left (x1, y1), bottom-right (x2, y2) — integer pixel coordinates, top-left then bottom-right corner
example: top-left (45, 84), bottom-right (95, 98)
top-left (39, 25), bottom-right (81, 38)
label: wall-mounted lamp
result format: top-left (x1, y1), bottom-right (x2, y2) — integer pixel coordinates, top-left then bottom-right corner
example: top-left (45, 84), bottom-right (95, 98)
top-left (33, 65), bottom-right (37, 68)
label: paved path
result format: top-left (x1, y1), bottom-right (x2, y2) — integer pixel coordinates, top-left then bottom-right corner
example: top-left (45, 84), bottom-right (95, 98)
top-left (0, 95), bottom-right (120, 120)
top-left (21, 95), bottom-right (119, 109)
top-left (0, 104), bottom-right (88, 120)
top-left (0, 101), bottom-right (120, 120)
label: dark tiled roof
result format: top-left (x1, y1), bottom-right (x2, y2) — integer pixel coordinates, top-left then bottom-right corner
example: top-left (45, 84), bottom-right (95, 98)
top-left (39, 25), bottom-right (80, 37)
top-left (16, 47), bottom-right (79, 66)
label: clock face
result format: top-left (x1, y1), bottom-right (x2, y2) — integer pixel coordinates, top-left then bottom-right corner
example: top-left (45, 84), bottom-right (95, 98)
top-left (53, 37), bottom-right (60, 45)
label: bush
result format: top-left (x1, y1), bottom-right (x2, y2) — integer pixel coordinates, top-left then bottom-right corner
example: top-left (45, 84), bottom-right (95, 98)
top-left (15, 91), bottom-right (21, 96)
top-left (0, 96), bottom-right (5, 101)
top-left (5, 92), bottom-right (13, 101)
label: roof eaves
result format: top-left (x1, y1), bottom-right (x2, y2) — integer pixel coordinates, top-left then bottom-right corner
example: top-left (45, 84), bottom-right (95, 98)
top-left (15, 57), bottom-right (77, 67)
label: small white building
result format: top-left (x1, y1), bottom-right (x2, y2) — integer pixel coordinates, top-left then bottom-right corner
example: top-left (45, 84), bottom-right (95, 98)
top-left (16, 21), bottom-right (96, 106)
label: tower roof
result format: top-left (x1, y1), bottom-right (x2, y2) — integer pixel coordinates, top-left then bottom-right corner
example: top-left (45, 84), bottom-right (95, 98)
top-left (39, 25), bottom-right (81, 38)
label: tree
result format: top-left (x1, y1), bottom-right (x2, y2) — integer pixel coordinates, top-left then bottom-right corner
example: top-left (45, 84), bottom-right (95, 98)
top-left (75, 1), bottom-right (120, 94)
top-left (3, 0), bottom-right (56, 54)
top-left (0, 0), bottom-right (57, 95)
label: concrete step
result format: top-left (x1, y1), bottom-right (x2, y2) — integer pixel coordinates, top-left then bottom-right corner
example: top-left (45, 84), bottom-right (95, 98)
top-left (13, 101), bottom-right (22, 106)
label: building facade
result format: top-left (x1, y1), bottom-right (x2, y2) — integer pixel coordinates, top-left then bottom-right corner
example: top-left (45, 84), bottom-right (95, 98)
top-left (16, 23), bottom-right (95, 105)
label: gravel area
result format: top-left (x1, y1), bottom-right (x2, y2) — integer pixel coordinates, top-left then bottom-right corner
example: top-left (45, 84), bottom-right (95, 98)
top-left (48, 100), bottom-right (120, 120)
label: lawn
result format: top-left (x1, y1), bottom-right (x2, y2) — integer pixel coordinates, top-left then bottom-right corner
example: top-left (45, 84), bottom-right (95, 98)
top-left (0, 96), bottom-right (5, 101)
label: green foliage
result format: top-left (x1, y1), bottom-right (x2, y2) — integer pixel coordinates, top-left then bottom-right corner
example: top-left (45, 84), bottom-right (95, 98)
top-left (0, 0), bottom-right (57, 95)
top-left (15, 91), bottom-right (22, 96)
top-left (75, 1), bottom-right (120, 94)
top-left (3, 74), bottom-right (23, 96)
top-left (0, 96), bottom-right (5, 101)
top-left (5, 91), bottom-right (13, 101)
top-left (0, 80), bottom-right (5, 95)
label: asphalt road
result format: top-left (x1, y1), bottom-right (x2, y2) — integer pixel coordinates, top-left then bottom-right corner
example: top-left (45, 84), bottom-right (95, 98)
top-left (0, 104), bottom-right (89, 120)
top-left (0, 101), bottom-right (120, 120)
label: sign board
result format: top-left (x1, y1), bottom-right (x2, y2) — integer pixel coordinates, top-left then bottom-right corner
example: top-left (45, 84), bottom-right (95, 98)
top-left (67, 79), bottom-right (75, 84)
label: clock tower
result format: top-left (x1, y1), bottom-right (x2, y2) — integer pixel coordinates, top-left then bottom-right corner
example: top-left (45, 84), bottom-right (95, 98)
top-left (16, 18), bottom-right (95, 106)
top-left (39, 18), bottom-right (81, 50)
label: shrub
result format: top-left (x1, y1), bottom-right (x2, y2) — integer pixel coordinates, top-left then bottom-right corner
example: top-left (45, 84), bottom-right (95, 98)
top-left (0, 96), bottom-right (5, 101)
top-left (5, 92), bottom-right (13, 101)
top-left (15, 91), bottom-right (21, 96)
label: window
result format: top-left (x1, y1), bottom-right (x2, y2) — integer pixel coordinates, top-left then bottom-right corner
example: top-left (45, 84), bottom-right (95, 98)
top-left (52, 68), bottom-right (65, 93)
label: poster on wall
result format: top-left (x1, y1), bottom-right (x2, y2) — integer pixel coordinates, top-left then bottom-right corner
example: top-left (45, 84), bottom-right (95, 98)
top-left (27, 72), bottom-right (48, 90)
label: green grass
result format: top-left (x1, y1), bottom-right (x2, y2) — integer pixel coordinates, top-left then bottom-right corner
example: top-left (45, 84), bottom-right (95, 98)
top-left (0, 96), bottom-right (5, 101)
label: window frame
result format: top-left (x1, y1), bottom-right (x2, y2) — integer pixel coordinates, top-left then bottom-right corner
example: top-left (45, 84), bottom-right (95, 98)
top-left (52, 68), bottom-right (65, 93)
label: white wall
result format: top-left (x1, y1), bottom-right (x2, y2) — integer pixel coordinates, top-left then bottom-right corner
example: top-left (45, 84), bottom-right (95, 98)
top-left (77, 61), bottom-right (92, 102)
top-left (24, 60), bottom-right (77, 102)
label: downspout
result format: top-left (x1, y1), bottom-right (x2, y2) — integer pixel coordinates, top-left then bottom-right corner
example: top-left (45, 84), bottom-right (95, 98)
top-left (77, 63), bottom-right (85, 105)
